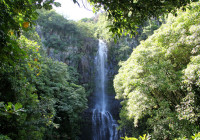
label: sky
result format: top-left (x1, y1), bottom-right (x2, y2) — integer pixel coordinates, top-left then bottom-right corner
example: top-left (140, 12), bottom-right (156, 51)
top-left (53, 0), bottom-right (95, 21)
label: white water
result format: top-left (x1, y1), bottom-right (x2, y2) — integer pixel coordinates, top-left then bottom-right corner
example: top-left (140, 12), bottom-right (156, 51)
top-left (92, 40), bottom-right (120, 140)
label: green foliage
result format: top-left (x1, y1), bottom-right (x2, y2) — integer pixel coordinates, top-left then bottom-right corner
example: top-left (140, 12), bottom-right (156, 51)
top-left (0, 35), bottom-right (46, 140)
top-left (178, 55), bottom-right (200, 123)
top-left (93, 14), bottom-right (113, 41)
top-left (121, 134), bottom-right (151, 140)
top-left (0, 134), bottom-right (11, 140)
top-left (122, 136), bottom-right (138, 140)
top-left (0, 32), bottom-right (87, 139)
top-left (22, 27), bottom-right (43, 46)
top-left (0, 102), bottom-right (24, 117)
top-left (114, 2), bottom-right (200, 139)
top-left (138, 19), bottom-right (161, 41)
top-left (124, 132), bottom-right (200, 140)
top-left (0, 0), bottom-right (60, 66)
top-left (36, 57), bottom-right (87, 139)
top-left (191, 132), bottom-right (200, 140)
top-left (36, 9), bottom-right (97, 50)
top-left (89, 0), bottom-right (199, 37)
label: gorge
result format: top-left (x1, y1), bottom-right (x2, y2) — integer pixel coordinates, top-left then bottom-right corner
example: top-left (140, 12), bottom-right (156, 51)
top-left (1, 1), bottom-right (200, 139)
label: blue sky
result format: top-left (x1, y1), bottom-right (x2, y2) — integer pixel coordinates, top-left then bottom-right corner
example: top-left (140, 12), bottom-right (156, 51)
top-left (53, 0), bottom-right (95, 21)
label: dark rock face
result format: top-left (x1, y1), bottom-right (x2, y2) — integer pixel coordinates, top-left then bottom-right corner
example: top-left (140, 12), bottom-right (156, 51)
top-left (36, 25), bottom-right (98, 87)
top-left (43, 40), bottom-right (98, 87)
top-left (106, 94), bottom-right (121, 120)
top-left (80, 95), bottom-right (94, 140)
top-left (77, 38), bottom-right (98, 84)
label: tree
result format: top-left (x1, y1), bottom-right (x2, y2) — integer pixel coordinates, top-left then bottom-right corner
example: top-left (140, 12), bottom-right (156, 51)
top-left (2, 0), bottom-right (197, 53)
top-left (114, 2), bottom-right (200, 139)
top-left (0, 0), bottom-right (60, 65)
top-left (88, 0), bottom-right (199, 37)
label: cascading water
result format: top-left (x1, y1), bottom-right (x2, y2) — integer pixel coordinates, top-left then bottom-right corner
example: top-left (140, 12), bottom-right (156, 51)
top-left (92, 40), bottom-right (120, 140)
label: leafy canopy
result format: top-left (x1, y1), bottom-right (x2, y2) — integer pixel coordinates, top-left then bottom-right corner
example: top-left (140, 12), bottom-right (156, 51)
top-left (114, 2), bottom-right (200, 139)
top-left (88, 0), bottom-right (199, 37)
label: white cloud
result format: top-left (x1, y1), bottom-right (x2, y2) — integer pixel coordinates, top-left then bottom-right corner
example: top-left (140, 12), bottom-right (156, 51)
top-left (53, 0), bottom-right (95, 21)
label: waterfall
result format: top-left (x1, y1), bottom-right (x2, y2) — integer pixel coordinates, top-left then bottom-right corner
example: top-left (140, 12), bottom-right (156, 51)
top-left (92, 40), bottom-right (120, 140)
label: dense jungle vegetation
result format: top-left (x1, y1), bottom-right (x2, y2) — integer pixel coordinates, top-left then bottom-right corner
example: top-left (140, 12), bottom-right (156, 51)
top-left (0, 21), bottom-right (88, 140)
top-left (114, 2), bottom-right (200, 139)
top-left (0, 2), bottom-right (95, 139)
top-left (1, 0), bottom-right (200, 139)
